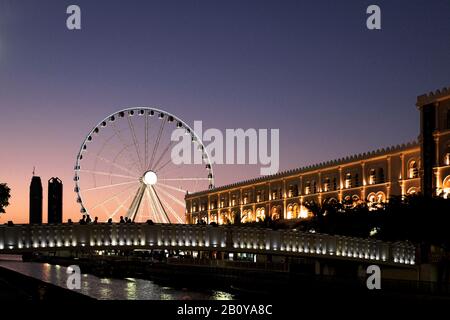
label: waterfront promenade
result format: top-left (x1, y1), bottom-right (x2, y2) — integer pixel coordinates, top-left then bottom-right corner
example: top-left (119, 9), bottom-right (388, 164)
top-left (0, 223), bottom-right (415, 266)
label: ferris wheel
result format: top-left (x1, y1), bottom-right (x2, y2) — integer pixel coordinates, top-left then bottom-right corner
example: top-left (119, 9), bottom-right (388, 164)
top-left (74, 107), bottom-right (214, 223)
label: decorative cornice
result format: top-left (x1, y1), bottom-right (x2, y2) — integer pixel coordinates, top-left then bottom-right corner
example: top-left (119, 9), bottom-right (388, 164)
top-left (186, 140), bottom-right (419, 198)
top-left (416, 86), bottom-right (450, 107)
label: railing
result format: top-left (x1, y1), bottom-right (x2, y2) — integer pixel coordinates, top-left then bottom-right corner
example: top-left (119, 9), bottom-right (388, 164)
top-left (0, 224), bottom-right (415, 265)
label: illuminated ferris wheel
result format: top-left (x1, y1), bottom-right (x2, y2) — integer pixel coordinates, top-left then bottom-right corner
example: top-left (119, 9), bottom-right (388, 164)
top-left (74, 107), bottom-right (214, 223)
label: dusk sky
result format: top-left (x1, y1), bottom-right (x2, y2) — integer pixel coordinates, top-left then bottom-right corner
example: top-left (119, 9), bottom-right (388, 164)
top-left (0, 0), bottom-right (449, 223)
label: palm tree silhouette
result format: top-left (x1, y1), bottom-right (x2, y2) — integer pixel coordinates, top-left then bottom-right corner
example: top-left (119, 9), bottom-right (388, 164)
top-left (0, 183), bottom-right (11, 215)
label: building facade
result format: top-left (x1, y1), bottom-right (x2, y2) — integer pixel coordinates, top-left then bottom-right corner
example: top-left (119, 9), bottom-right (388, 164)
top-left (48, 177), bottom-right (63, 224)
top-left (29, 175), bottom-right (43, 224)
top-left (185, 87), bottom-right (450, 225)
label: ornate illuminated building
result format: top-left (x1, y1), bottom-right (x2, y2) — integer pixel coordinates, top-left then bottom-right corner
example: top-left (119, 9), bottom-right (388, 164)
top-left (185, 87), bottom-right (450, 224)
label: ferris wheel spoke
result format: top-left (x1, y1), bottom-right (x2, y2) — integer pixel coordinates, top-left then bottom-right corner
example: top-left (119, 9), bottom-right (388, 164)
top-left (148, 119), bottom-right (166, 171)
top-left (157, 182), bottom-right (188, 194)
top-left (154, 185), bottom-right (186, 207)
top-left (89, 183), bottom-right (139, 211)
top-left (144, 114), bottom-right (149, 172)
top-left (110, 145), bottom-right (142, 176)
top-left (159, 177), bottom-right (209, 182)
top-left (86, 151), bottom-right (141, 177)
top-left (79, 169), bottom-right (138, 180)
top-left (127, 116), bottom-right (144, 173)
top-left (154, 157), bottom-right (174, 173)
top-left (153, 140), bottom-right (175, 171)
top-left (109, 192), bottom-right (135, 220)
top-left (156, 190), bottom-right (184, 223)
top-left (111, 122), bottom-right (142, 174)
top-left (83, 180), bottom-right (139, 192)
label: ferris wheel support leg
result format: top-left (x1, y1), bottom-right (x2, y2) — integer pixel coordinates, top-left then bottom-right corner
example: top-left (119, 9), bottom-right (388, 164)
top-left (127, 183), bottom-right (146, 222)
top-left (150, 186), bottom-right (171, 224)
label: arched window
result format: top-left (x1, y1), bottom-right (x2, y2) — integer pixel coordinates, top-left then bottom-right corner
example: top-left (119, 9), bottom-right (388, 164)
top-left (256, 208), bottom-right (265, 221)
top-left (241, 209), bottom-right (254, 223)
top-left (407, 187), bottom-right (417, 195)
top-left (376, 191), bottom-right (386, 203)
top-left (367, 192), bottom-right (385, 210)
top-left (333, 177), bottom-right (337, 190)
top-left (326, 197), bottom-right (338, 204)
top-left (367, 193), bottom-right (376, 203)
top-left (312, 181), bottom-right (317, 194)
top-left (408, 160), bottom-right (419, 179)
top-left (271, 206), bottom-right (281, 220)
top-left (287, 204), bottom-right (299, 219)
top-left (442, 176), bottom-right (450, 199)
top-left (354, 173), bottom-right (360, 187)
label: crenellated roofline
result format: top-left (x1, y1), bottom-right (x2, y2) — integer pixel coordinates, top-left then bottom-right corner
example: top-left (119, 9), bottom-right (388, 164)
top-left (417, 86), bottom-right (450, 107)
top-left (186, 140), bottom-right (419, 198)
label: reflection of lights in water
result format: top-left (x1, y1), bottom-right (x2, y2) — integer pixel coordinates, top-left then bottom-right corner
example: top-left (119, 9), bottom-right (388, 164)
top-left (126, 281), bottom-right (137, 300)
top-left (212, 291), bottom-right (234, 300)
top-left (0, 262), bottom-right (236, 300)
top-left (160, 293), bottom-right (173, 300)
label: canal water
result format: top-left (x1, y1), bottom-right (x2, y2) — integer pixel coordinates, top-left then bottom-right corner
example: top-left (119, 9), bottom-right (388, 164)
top-left (0, 256), bottom-right (233, 300)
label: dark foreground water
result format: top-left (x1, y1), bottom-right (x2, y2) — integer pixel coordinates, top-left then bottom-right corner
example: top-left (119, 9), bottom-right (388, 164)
top-left (0, 256), bottom-right (233, 300)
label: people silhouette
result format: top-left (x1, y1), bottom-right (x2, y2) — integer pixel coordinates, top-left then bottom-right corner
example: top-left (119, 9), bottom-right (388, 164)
top-left (119, 216), bottom-right (125, 224)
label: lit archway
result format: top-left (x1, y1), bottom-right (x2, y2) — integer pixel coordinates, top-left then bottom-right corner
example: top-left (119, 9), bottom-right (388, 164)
top-left (443, 176), bottom-right (450, 199)
top-left (219, 211), bottom-right (233, 224)
top-left (241, 209), bottom-right (254, 223)
top-left (256, 207), bottom-right (266, 222)
top-left (408, 160), bottom-right (419, 179)
top-left (376, 191), bottom-right (386, 203)
top-left (271, 206), bottom-right (281, 220)
top-left (286, 203), bottom-right (300, 219)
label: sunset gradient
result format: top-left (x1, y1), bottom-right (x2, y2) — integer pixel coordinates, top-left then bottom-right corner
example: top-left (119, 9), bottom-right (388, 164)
top-left (0, 0), bottom-right (449, 223)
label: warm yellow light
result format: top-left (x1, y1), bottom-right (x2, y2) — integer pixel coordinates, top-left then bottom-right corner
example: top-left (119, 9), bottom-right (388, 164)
top-left (299, 206), bottom-right (309, 218)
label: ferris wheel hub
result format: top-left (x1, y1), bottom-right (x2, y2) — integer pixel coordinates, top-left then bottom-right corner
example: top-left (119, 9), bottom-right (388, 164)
top-left (143, 170), bottom-right (158, 185)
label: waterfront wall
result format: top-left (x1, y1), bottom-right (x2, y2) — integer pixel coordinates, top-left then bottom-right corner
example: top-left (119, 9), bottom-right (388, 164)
top-left (0, 224), bottom-right (415, 265)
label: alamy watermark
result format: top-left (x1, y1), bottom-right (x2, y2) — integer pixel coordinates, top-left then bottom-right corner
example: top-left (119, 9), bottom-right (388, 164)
top-left (170, 121), bottom-right (280, 176)
top-left (66, 265), bottom-right (81, 290)
top-left (366, 265), bottom-right (381, 290)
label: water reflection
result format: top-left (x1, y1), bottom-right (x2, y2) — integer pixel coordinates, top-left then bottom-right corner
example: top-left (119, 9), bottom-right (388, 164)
top-left (0, 261), bottom-right (234, 300)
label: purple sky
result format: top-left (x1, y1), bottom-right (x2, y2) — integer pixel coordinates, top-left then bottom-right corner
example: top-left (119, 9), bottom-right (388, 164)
top-left (0, 0), bottom-right (449, 223)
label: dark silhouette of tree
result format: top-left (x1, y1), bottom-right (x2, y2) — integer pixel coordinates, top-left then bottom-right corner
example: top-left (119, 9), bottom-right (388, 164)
top-left (0, 183), bottom-right (11, 215)
top-left (298, 194), bottom-right (450, 254)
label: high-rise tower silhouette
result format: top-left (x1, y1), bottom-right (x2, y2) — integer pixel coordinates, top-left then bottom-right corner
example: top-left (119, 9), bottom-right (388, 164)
top-left (29, 170), bottom-right (43, 224)
top-left (48, 177), bottom-right (63, 224)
